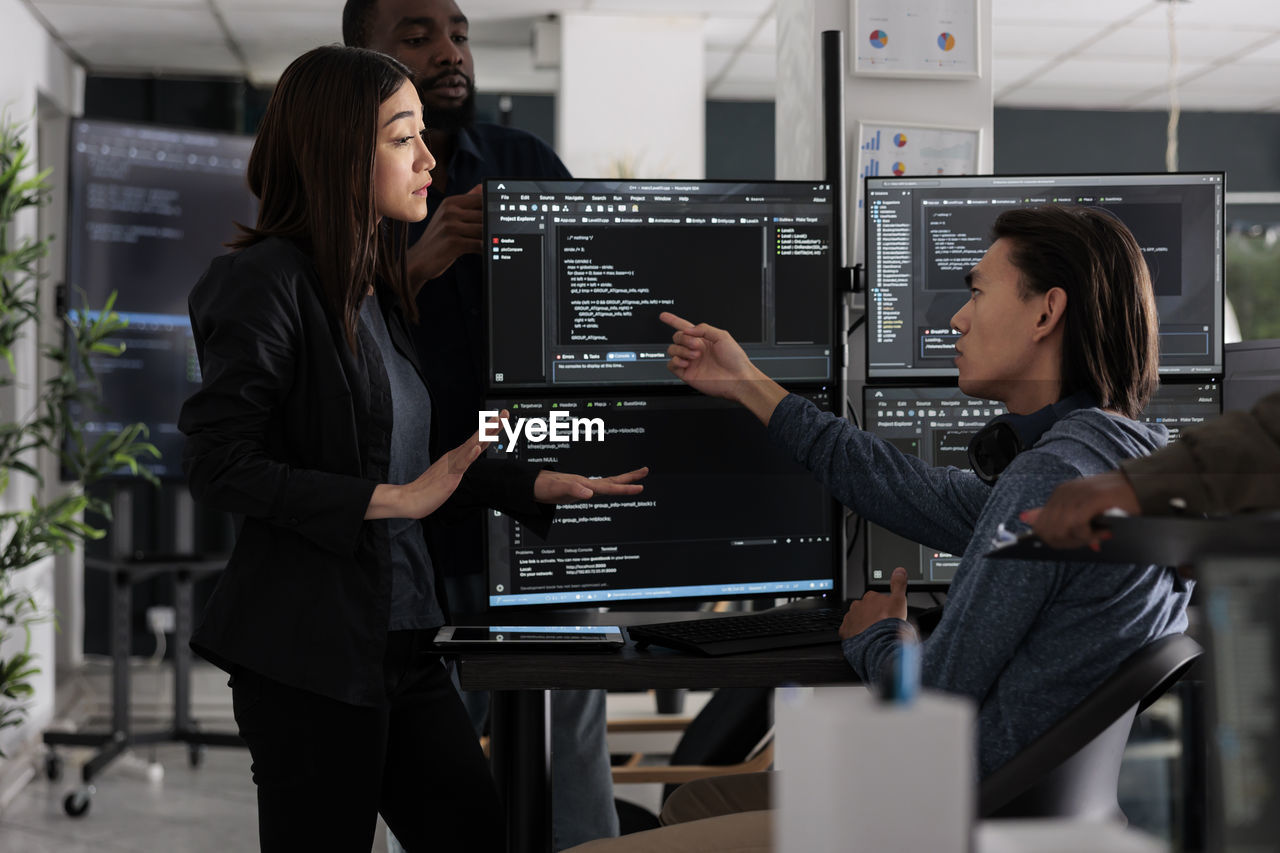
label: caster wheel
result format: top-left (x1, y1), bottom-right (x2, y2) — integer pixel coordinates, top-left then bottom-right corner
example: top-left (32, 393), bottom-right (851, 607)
top-left (188, 744), bottom-right (205, 768)
top-left (63, 787), bottom-right (92, 818)
top-left (44, 751), bottom-right (63, 782)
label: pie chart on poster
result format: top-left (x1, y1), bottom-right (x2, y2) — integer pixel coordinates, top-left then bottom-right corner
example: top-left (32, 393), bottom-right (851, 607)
top-left (893, 133), bottom-right (908, 148)
top-left (893, 162), bottom-right (907, 176)
top-left (870, 30), bottom-right (888, 48)
top-left (938, 32), bottom-right (956, 51)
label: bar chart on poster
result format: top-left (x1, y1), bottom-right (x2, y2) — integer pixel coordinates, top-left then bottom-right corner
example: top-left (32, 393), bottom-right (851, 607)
top-left (853, 121), bottom-right (981, 262)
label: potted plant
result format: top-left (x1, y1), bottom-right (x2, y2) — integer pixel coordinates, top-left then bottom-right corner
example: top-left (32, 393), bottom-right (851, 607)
top-left (0, 111), bottom-right (157, 754)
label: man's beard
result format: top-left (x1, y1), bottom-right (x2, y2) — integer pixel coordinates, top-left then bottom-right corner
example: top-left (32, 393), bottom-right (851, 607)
top-left (417, 72), bottom-right (477, 132)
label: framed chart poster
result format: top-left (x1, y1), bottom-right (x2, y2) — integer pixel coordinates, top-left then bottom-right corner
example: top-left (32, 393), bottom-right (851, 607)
top-left (851, 121), bottom-right (982, 262)
top-left (852, 0), bottom-right (980, 79)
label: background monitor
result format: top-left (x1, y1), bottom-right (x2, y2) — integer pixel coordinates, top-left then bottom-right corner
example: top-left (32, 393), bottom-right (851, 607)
top-left (863, 380), bottom-right (1222, 589)
top-left (1224, 338), bottom-right (1280, 413)
top-left (62, 118), bottom-right (256, 480)
top-left (1200, 558), bottom-right (1280, 852)
top-left (485, 179), bottom-right (838, 390)
top-left (862, 385), bottom-right (1008, 589)
top-left (864, 173), bottom-right (1224, 380)
top-left (484, 389), bottom-right (842, 608)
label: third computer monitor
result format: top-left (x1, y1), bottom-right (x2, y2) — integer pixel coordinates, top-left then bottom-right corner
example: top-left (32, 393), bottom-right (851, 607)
top-left (863, 381), bottom-right (1222, 589)
top-left (485, 179), bottom-right (838, 389)
top-left (63, 118), bottom-right (256, 480)
top-left (864, 172), bottom-right (1224, 380)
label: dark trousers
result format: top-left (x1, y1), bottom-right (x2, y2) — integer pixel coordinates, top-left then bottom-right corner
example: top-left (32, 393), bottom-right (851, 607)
top-left (230, 630), bottom-right (504, 852)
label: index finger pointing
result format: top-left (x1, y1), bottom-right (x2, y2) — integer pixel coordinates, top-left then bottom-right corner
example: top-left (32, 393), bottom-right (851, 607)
top-left (659, 311), bottom-right (694, 332)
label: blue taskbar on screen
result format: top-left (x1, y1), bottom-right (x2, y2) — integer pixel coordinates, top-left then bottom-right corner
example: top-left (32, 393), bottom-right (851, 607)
top-left (490, 579), bottom-right (835, 608)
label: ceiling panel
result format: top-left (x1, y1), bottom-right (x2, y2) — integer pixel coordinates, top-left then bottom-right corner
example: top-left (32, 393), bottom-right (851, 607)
top-left (1081, 22), bottom-right (1267, 61)
top-left (704, 15), bottom-right (774, 49)
top-left (586, 0), bottom-right (772, 16)
top-left (991, 57), bottom-right (1053, 90)
top-left (34, 3), bottom-right (220, 42)
top-left (18, 0), bottom-right (1280, 111)
top-left (990, 0), bottom-right (1153, 25)
top-left (219, 8), bottom-right (340, 46)
top-left (1033, 57), bottom-right (1212, 89)
top-left (85, 41), bottom-right (244, 76)
top-left (35, 0), bottom-right (205, 7)
top-left (992, 24), bottom-right (1102, 58)
top-left (1235, 35), bottom-right (1280, 62)
top-left (213, 0), bottom-right (344, 7)
top-left (1139, 0), bottom-right (1280, 27)
top-left (1172, 60), bottom-right (1280, 90)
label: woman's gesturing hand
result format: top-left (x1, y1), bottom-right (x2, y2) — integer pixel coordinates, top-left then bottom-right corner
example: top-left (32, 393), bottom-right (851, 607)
top-left (365, 415), bottom-right (501, 520)
top-left (534, 467), bottom-right (648, 503)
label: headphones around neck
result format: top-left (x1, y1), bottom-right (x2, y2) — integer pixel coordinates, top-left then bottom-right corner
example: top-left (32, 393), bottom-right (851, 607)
top-left (967, 391), bottom-right (1098, 486)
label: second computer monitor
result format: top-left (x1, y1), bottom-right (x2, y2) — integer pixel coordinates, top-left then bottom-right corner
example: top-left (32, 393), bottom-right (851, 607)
top-left (485, 179), bottom-right (838, 390)
top-left (485, 390), bottom-right (841, 608)
top-left (865, 172), bottom-right (1224, 380)
top-left (863, 381), bottom-right (1222, 589)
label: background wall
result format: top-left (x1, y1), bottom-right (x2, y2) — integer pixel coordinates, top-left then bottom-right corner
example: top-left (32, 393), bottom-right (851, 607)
top-left (0, 0), bottom-right (84, 786)
top-left (994, 107), bottom-right (1280, 192)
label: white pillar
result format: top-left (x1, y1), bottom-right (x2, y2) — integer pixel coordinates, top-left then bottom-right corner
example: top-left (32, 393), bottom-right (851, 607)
top-left (557, 13), bottom-right (705, 180)
top-left (776, 0), bottom-right (994, 260)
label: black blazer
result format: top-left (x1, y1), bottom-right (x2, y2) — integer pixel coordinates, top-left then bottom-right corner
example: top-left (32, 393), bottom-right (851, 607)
top-left (179, 236), bottom-right (552, 706)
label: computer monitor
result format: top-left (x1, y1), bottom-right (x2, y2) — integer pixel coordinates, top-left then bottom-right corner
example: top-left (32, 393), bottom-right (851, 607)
top-left (862, 386), bottom-right (1008, 589)
top-left (484, 389), bottom-right (842, 608)
top-left (484, 179), bottom-right (838, 390)
top-left (864, 173), bottom-right (1224, 380)
top-left (62, 118), bottom-right (256, 480)
top-left (862, 381), bottom-right (1222, 589)
top-left (1224, 338), bottom-right (1280, 413)
top-left (1199, 557), bottom-right (1280, 851)
top-left (1140, 379), bottom-right (1222, 442)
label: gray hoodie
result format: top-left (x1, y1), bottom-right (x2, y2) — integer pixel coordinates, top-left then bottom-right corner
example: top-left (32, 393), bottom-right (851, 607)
top-left (768, 393), bottom-right (1193, 777)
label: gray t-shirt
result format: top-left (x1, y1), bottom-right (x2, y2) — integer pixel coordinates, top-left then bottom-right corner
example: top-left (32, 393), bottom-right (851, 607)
top-left (360, 293), bottom-right (445, 631)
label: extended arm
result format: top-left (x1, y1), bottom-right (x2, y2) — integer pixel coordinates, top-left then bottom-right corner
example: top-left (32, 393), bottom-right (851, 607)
top-left (1121, 389), bottom-right (1280, 514)
top-left (1025, 390), bottom-right (1280, 548)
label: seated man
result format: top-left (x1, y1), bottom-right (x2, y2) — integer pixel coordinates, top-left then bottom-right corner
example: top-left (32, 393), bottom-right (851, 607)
top-left (566, 205), bottom-right (1194, 852)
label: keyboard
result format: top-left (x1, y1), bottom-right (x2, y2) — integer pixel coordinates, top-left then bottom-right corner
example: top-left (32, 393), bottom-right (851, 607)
top-left (627, 608), bottom-right (845, 656)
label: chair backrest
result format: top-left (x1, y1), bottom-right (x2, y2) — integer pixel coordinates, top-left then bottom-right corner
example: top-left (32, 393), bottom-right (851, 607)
top-left (980, 632), bottom-right (1204, 821)
top-left (663, 686), bottom-right (773, 801)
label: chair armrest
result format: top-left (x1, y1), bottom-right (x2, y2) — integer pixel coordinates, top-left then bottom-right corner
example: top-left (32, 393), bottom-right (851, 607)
top-left (607, 716), bottom-right (695, 734)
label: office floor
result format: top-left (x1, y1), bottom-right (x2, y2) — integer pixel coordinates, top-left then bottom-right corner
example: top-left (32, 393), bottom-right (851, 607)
top-left (0, 661), bottom-right (689, 853)
top-left (0, 661), bottom-right (1181, 852)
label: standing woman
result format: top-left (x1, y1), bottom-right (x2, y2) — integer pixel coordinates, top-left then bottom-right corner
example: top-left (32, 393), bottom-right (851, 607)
top-left (179, 46), bottom-right (644, 852)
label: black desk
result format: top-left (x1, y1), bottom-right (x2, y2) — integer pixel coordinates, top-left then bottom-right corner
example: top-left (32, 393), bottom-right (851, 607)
top-left (458, 625), bottom-right (857, 853)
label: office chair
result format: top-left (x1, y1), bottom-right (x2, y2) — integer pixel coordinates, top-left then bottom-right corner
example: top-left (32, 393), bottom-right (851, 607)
top-left (980, 632), bottom-right (1204, 822)
top-left (612, 686), bottom-right (774, 834)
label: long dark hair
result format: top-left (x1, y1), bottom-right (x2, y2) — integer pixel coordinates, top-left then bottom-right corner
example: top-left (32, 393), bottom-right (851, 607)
top-left (992, 205), bottom-right (1159, 418)
top-left (233, 45), bottom-right (419, 351)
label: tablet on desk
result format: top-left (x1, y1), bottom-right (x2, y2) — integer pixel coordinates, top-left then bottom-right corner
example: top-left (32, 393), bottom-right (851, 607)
top-left (433, 625), bottom-right (626, 653)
